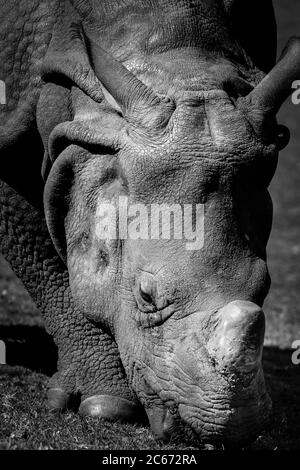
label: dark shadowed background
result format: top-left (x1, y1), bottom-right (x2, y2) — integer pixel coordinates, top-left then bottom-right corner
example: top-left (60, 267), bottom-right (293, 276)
top-left (264, 0), bottom-right (300, 348)
top-left (0, 0), bottom-right (299, 450)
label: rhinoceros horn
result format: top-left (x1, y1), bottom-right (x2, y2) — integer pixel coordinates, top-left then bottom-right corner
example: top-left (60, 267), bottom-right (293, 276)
top-left (247, 37), bottom-right (300, 114)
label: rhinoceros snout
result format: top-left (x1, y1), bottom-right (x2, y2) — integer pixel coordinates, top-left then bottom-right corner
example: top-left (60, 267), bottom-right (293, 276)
top-left (146, 300), bottom-right (271, 446)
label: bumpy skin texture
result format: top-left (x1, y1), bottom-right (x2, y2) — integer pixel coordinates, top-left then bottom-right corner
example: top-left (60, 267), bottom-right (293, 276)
top-left (0, 181), bottom-right (139, 410)
top-left (0, 0), bottom-right (295, 446)
top-left (0, 0), bottom-right (57, 206)
top-left (0, 0), bottom-right (140, 417)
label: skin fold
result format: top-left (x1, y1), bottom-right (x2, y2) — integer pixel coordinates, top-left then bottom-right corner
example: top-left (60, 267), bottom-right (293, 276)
top-left (0, 0), bottom-right (299, 446)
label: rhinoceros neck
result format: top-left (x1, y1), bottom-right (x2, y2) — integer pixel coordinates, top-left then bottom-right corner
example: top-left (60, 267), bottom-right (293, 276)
top-left (80, 0), bottom-right (244, 64)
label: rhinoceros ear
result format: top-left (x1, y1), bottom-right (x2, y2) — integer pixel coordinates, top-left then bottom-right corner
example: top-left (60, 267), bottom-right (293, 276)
top-left (0, 0), bottom-right (58, 207)
top-left (43, 149), bottom-right (78, 264)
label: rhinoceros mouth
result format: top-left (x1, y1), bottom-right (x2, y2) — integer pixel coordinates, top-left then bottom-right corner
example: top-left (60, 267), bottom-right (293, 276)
top-left (144, 393), bottom-right (272, 447)
top-left (144, 386), bottom-right (272, 447)
top-left (134, 354), bottom-right (271, 447)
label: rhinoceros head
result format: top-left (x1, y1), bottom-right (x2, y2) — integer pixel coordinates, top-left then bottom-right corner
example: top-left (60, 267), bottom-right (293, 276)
top-left (41, 5), bottom-right (300, 446)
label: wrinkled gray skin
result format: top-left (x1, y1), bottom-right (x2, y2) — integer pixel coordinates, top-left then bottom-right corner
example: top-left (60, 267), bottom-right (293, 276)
top-left (0, 0), bottom-right (299, 447)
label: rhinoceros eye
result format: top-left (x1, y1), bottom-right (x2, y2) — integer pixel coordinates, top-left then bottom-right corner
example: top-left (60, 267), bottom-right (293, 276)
top-left (140, 290), bottom-right (153, 305)
top-left (78, 230), bottom-right (91, 252)
top-left (96, 247), bottom-right (109, 271)
top-left (137, 276), bottom-right (157, 310)
top-left (275, 124), bottom-right (290, 150)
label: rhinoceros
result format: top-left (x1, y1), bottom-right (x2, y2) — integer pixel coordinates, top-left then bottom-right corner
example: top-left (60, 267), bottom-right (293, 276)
top-left (0, 0), bottom-right (299, 447)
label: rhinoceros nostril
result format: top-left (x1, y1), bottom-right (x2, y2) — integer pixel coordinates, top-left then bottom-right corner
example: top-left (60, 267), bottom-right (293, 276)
top-left (140, 289), bottom-right (154, 305)
top-left (134, 274), bottom-right (175, 325)
top-left (139, 276), bottom-right (156, 305)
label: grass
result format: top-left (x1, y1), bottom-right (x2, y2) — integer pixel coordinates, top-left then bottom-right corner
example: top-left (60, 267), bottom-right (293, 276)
top-left (0, 348), bottom-right (299, 450)
top-left (0, 366), bottom-right (163, 451)
top-left (0, 365), bottom-right (201, 451)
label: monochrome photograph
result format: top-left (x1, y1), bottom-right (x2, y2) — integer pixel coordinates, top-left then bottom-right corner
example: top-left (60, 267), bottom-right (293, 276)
top-left (0, 0), bottom-right (299, 455)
